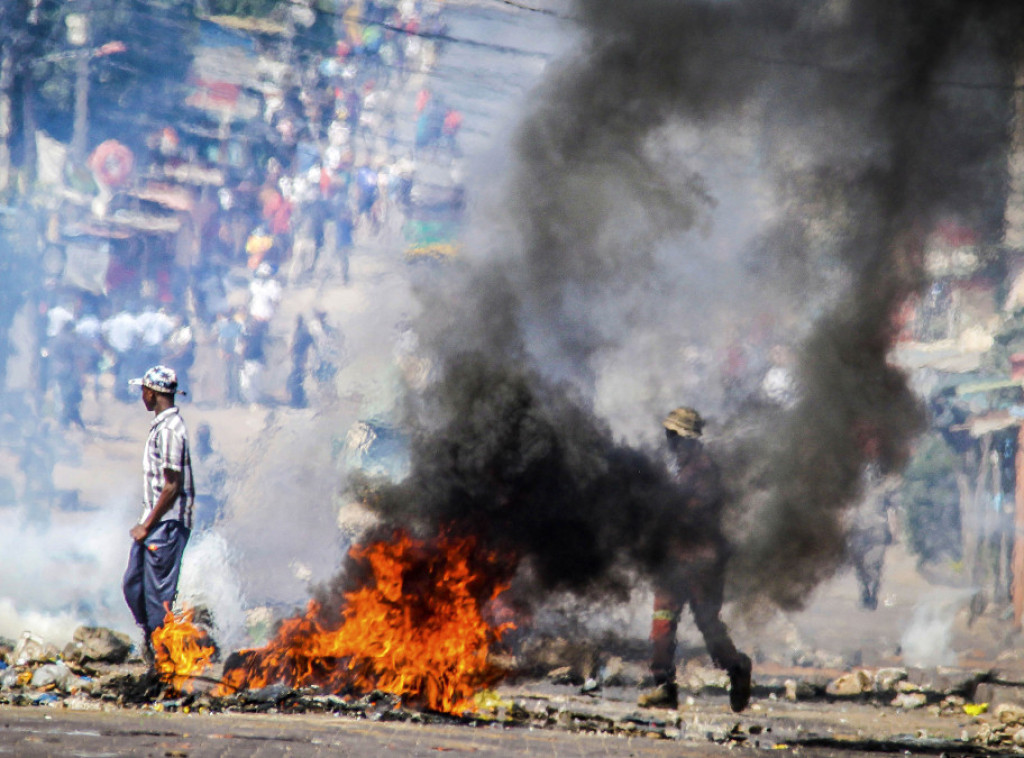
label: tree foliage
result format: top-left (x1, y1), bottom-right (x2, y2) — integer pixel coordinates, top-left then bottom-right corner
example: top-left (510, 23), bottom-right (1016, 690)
top-left (901, 432), bottom-right (963, 566)
top-left (207, 0), bottom-right (281, 17)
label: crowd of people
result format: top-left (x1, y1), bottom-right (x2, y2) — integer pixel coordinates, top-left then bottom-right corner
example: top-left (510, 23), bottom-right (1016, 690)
top-left (2, 0), bottom-right (466, 523)
top-left (19, 0), bottom-right (464, 423)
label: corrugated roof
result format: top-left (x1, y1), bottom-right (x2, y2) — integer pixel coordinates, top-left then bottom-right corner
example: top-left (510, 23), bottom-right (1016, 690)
top-left (203, 14), bottom-right (289, 36)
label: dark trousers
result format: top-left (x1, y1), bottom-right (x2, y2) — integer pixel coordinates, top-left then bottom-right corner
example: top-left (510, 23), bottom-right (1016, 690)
top-left (650, 547), bottom-right (743, 683)
top-left (122, 519), bottom-right (190, 638)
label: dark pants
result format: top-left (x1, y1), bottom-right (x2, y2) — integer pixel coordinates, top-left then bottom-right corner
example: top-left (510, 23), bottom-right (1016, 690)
top-left (122, 519), bottom-right (190, 638)
top-left (849, 526), bottom-right (888, 610)
top-left (287, 360), bottom-right (308, 409)
top-left (650, 546), bottom-right (744, 683)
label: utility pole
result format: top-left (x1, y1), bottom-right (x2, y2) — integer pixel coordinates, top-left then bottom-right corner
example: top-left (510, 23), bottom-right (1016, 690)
top-left (1014, 423), bottom-right (1024, 627)
top-left (1006, 58), bottom-right (1024, 628)
top-left (67, 12), bottom-right (90, 163)
top-left (0, 40), bottom-right (13, 194)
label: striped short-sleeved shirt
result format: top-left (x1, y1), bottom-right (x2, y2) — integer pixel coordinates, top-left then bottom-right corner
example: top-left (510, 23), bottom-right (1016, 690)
top-left (140, 406), bottom-right (195, 529)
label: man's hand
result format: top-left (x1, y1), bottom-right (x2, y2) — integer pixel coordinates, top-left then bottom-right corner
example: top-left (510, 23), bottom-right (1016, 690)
top-left (132, 468), bottom-right (181, 543)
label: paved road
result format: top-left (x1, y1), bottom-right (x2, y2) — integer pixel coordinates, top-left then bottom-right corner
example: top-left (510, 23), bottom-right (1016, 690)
top-left (0, 705), bottom-right (751, 758)
top-left (0, 701), bottom-right (980, 758)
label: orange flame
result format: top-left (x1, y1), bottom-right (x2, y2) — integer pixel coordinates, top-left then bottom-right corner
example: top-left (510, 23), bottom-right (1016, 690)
top-left (214, 531), bottom-right (514, 713)
top-left (151, 605), bottom-right (216, 692)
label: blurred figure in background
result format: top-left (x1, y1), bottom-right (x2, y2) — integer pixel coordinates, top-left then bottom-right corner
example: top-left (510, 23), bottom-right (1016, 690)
top-left (191, 423), bottom-right (227, 531)
top-left (287, 315), bottom-right (314, 409)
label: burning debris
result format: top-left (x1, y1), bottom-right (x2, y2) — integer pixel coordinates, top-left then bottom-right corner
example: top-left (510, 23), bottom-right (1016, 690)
top-left (150, 606), bottom-right (216, 693)
top-left (180, 530), bottom-right (511, 714)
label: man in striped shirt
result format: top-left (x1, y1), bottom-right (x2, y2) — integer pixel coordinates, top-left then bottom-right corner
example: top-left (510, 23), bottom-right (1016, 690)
top-left (122, 365), bottom-right (194, 663)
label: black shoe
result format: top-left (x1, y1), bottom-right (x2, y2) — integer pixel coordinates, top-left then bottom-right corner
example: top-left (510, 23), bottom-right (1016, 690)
top-left (638, 681), bottom-right (678, 709)
top-left (728, 654), bottom-right (752, 713)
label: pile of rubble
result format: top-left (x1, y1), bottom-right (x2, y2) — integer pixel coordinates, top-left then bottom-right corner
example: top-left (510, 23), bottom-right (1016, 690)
top-left (6, 627), bottom-right (1024, 753)
top-left (0, 626), bottom-right (138, 708)
top-left (756, 664), bottom-right (988, 707)
top-left (972, 703), bottom-right (1024, 751)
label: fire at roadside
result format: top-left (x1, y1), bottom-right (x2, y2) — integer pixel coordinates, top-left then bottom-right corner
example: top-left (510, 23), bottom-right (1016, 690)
top-left (6, 527), bottom-right (1024, 757)
top-left (212, 529), bottom-right (514, 714)
top-left (2, 527), bottom-right (517, 712)
top-left (9, 618), bottom-right (1024, 755)
top-left (7, 487), bottom-right (1024, 754)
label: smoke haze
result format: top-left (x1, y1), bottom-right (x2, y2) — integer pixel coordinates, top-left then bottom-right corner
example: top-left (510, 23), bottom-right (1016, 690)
top-left (0, 502), bottom-right (137, 643)
top-left (4, 0), bottom-right (1024, 655)
top-left (368, 0), bottom-right (1024, 612)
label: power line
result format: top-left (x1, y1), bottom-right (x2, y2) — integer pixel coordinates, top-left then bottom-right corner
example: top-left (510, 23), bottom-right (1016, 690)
top-left (471, 2), bottom-right (1024, 92)
top-left (295, 7), bottom-right (553, 60)
top-left (486, 0), bottom-right (568, 19)
top-left (21, 2), bottom-right (1024, 94)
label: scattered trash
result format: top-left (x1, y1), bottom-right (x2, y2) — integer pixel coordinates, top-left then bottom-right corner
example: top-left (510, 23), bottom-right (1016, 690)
top-left (30, 662), bottom-right (82, 693)
top-left (13, 633), bottom-right (55, 666)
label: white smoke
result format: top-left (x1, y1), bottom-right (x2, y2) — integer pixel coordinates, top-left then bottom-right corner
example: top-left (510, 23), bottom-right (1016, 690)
top-left (0, 498), bottom-right (137, 646)
top-left (177, 529), bottom-right (248, 652)
top-left (900, 588), bottom-right (975, 668)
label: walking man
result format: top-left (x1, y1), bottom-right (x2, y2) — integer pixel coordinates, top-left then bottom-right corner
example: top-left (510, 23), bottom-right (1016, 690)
top-left (122, 365), bottom-right (194, 663)
top-left (639, 407), bottom-right (751, 712)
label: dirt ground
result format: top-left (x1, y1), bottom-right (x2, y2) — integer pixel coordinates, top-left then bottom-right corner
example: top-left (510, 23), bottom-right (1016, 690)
top-left (4, 246), bottom-right (1024, 756)
top-left (0, 671), bottom-right (1005, 758)
top-left (0, 702), bottom-right (939, 758)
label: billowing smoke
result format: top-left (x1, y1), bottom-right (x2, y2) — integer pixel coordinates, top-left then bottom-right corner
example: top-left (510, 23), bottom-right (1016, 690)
top-left (366, 357), bottom-right (708, 598)
top-left (900, 589), bottom-right (976, 667)
top-left (0, 498), bottom-right (138, 643)
top-left (363, 0), bottom-right (1024, 612)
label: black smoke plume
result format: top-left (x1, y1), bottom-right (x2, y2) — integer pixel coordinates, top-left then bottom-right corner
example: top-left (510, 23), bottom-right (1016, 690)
top-left (366, 356), bottom-right (706, 596)
top-left (361, 0), bottom-right (1024, 613)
